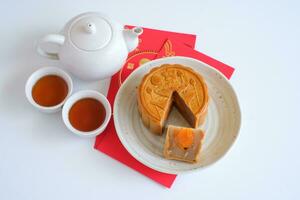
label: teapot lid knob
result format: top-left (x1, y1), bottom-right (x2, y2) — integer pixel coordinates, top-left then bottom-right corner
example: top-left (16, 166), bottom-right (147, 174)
top-left (85, 22), bottom-right (96, 34)
top-left (69, 16), bottom-right (112, 51)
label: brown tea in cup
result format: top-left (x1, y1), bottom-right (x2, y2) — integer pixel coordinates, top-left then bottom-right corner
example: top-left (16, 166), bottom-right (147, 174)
top-left (68, 98), bottom-right (106, 132)
top-left (32, 75), bottom-right (68, 107)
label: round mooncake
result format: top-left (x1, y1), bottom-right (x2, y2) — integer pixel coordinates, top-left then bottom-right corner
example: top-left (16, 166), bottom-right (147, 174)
top-left (137, 64), bottom-right (209, 135)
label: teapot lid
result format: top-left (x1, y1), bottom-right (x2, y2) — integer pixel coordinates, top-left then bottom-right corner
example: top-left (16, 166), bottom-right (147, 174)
top-left (69, 14), bottom-right (112, 51)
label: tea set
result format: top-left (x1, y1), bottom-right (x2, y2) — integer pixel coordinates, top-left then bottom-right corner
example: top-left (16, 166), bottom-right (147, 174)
top-left (25, 12), bottom-right (242, 173)
top-left (26, 12), bottom-right (143, 137)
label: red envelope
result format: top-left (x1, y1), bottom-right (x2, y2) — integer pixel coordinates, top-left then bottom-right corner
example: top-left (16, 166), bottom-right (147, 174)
top-left (157, 39), bottom-right (235, 79)
top-left (94, 28), bottom-right (235, 188)
top-left (94, 26), bottom-right (196, 188)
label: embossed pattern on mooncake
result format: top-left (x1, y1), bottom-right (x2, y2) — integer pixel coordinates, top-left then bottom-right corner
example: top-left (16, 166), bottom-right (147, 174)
top-left (137, 64), bottom-right (209, 135)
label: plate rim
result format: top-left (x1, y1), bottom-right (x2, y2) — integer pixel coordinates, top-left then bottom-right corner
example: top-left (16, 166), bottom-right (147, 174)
top-left (113, 56), bottom-right (241, 174)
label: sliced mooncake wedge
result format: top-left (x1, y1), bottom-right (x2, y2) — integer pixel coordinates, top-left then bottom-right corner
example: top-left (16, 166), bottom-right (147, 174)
top-left (163, 125), bottom-right (205, 163)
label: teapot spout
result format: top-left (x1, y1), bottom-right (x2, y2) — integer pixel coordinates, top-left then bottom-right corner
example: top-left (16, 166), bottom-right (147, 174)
top-left (123, 27), bottom-right (143, 52)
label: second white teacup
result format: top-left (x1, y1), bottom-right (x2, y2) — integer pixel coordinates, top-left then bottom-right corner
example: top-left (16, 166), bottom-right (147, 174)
top-left (62, 90), bottom-right (112, 137)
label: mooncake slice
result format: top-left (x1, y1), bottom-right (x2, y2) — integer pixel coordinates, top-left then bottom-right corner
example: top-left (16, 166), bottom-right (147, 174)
top-left (163, 125), bottom-right (205, 163)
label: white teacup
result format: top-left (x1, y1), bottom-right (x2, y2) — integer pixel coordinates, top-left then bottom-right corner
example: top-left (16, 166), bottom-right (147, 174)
top-left (62, 90), bottom-right (112, 137)
top-left (25, 67), bottom-right (73, 113)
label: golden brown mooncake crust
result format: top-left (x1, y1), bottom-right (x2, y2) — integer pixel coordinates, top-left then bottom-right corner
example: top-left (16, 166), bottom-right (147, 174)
top-left (137, 64), bottom-right (209, 135)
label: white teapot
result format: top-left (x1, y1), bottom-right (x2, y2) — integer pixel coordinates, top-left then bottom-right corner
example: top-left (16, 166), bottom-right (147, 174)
top-left (37, 12), bottom-right (143, 80)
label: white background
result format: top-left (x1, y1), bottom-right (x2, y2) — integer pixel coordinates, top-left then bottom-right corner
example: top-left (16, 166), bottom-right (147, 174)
top-left (0, 0), bottom-right (299, 199)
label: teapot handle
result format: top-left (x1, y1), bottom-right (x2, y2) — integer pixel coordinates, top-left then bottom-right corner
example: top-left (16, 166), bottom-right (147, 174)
top-left (37, 34), bottom-right (65, 60)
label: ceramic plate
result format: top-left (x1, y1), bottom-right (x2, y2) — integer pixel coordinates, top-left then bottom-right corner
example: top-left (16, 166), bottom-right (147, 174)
top-left (114, 56), bottom-right (241, 174)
